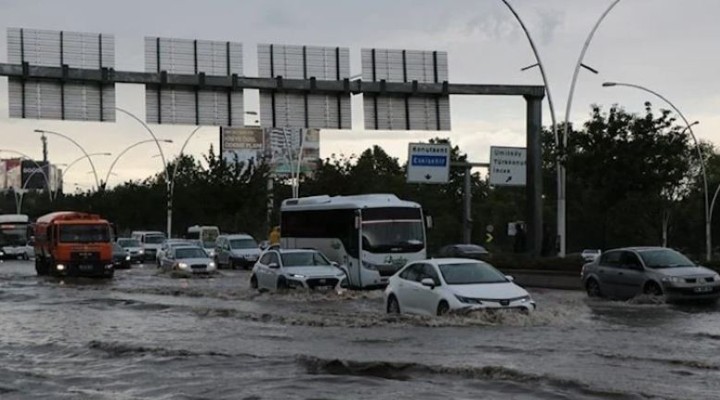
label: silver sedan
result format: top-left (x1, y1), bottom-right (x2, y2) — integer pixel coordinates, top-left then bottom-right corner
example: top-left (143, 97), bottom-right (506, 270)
top-left (581, 247), bottom-right (720, 302)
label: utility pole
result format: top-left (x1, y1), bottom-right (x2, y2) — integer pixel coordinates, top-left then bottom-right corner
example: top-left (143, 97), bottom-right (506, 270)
top-left (41, 133), bottom-right (47, 162)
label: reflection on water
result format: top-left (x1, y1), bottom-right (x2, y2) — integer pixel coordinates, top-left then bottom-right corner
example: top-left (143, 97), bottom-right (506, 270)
top-left (0, 261), bottom-right (719, 399)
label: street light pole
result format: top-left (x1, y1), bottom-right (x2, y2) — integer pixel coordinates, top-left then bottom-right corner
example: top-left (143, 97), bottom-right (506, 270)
top-left (33, 129), bottom-right (101, 190)
top-left (115, 107), bottom-right (173, 237)
top-left (56, 152), bottom-right (112, 199)
top-left (559, 0), bottom-right (621, 257)
top-left (603, 81), bottom-right (710, 260)
top-left (104, 139), bottom-right (173, 189)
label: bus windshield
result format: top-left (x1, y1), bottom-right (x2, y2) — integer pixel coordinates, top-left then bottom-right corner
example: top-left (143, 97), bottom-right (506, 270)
top-left (59, 224), bottom-right (111, 243)
top-left (0, 224), bottom-right (29, 246)
top-left (361, 220), bottom-right (424, 253)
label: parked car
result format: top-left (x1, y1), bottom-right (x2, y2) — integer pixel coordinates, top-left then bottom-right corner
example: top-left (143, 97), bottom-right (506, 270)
top-left (156, 239), bottom-right (192, 267)
top-left (384, 258), bottom-right (536, 316)
top-left (436, 244), bottom-right (490, 260)
top-left (250, 248), bottom-right (347, 291)
top-left (215, 234), bottom-right (261, 269)
top-left (581, 249), bottom-right (602, 262)
top-left (117, 237), bottom-right (143, 263)
top-left (112, 242), bottom-right (131, 269)
top-left (581, 247), bottom-right (720, 302)
top-left (159, 245), bottom-right (217, 275)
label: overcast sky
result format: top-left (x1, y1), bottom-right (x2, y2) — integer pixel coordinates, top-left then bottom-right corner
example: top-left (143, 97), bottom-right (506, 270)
top-left (1, 0), bottom-right (719, 189)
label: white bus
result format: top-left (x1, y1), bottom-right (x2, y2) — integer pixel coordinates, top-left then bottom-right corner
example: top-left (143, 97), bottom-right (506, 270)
top-left (0, 214), bottom-right (32, 259)
top-left (280, 194), bottom-right (429, 289)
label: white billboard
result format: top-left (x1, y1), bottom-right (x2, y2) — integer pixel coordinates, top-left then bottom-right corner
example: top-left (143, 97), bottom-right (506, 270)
top-left (406, 142), bottom-right (451, 184)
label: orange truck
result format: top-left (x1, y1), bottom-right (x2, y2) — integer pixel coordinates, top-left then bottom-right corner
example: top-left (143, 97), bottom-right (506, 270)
top-left (34, 211), bottom-right (115, 278)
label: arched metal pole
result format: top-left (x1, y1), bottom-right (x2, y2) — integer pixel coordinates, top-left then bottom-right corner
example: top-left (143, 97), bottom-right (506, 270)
top-left (115, 107), bottom-right (173, 237)
top-left (603, 82), bottom-right (710, 260)
top-left (34, 129), bottom-right (101, 190)
top-left (56, 152), bottom-right (111, 200)
top-left (105, 139), bottom-right (172, 189)
top-left (559, 0), bottom-right (621, 256)
top-left (169, 126), bottom-right (202, 211)
top-left (501, 0), bottom-right (560, 255)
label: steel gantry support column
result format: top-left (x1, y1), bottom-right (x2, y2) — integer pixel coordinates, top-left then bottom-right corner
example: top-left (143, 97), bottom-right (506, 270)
top-left (525, 95), bottom-right (544, 257)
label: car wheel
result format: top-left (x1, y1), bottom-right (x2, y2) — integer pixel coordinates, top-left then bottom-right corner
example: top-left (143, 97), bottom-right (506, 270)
top-left (22, 253), bottom-right (29, 261)
top-left (586, 278), bottom-right (602, 298)
top-left (387, 295), bottom-right (401, 314)
top-left (644, 282), bottom-right (663, 296)
top-left (277, 278), bottom-right (288, 290)
top-left (250, 274), bottom-right (258, 289)
top-left (436, 300), bottom-right (450, 316)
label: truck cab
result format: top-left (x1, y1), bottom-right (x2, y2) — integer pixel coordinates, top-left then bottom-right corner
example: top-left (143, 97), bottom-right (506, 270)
top-left (34, 211), bottom-right (115, 278)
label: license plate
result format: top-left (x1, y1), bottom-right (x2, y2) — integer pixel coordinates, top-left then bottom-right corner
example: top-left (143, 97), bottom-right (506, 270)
top-left (79, 265), bottom-right (94, 271)
top-left (694, 286), bottom-right (712, 293)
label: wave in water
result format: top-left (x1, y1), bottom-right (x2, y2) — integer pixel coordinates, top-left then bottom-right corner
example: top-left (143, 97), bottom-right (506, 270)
top-left (595, 352), bottom-right (719, 371)
top-left (87, 340), bottom-right (239, 359)
top-left (296, 356), bottom-right (652, 400)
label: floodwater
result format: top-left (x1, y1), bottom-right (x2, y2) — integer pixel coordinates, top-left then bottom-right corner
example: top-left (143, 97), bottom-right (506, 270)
top-left (1, 260), bottom-right (720, 399)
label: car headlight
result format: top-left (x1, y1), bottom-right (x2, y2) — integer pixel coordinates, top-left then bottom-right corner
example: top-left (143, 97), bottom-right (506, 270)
top-left (362, 261), bottom-right (378, 271)
top-left (56, 264), bottom-right (65, 271)
top-left (177, 262), bottom-right (189, 270)
top-left (661, 276), bottom-right (683, 283)
top-left (139, 249), bottom-right (145, 254)
top-left (125, 255), bottom-right (131, 261)
top-left (518, 295), bottom-right (532, 303)
top-left (288, 273), bottom-right (306, 279)
top-left (208, 262), bottom-right (216, 268)
top-left (455, 295), bottom-right (482, 305)
top-left (712, 274), bottom-right (720, 282)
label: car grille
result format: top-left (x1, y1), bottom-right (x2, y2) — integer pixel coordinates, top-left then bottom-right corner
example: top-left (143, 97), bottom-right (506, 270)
top-left (71, 251), bottom-right (100, 261)
top-left (190, 264), bottom-right (206, 270)
top-left (476, 296), bottom-right (528, 305)
top-left (684, 277), bottom-right (715, 284)
top-left (306, 278), bottom-right (339, 288)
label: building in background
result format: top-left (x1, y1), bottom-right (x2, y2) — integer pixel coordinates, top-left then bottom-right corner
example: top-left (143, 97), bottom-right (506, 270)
top-left (0, 158), bottom-right (62, 193)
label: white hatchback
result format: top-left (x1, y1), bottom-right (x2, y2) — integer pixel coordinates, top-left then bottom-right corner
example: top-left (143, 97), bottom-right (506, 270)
top-left (384, 258), bottom-right (536, 316)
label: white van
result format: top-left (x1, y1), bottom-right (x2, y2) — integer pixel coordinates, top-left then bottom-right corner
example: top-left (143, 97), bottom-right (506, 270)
top-left (130, 230), bottom-right (166, 261)
top-left (186, 225), bottom-right (220, 257)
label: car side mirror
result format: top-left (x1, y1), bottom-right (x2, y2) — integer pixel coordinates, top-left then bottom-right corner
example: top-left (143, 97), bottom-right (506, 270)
top-left (268, 262), bottom-right (279, 269)
top-left (506, 275), bottom-right (515, 282)
top-left (421, 278), bottom-right (436, 289)
top-left (331, 261), bottom-right (339, 267)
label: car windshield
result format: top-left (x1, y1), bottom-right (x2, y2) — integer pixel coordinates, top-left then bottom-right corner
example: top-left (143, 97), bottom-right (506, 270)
top-left (145, 235), bottom-right (165, 244)
top-left (281, 252), bottom-right (331, 267)
top-left (639, 249), bottom-right (695, 269)
top-left (361, 221), bottom-right (424, 253)
top-left (59, 224), bottom-right (111, 243)
top-left (230, 238), bottom-right (257, 249)
top-left (175, 248), bottom-right (208, 259)
top-left (118, 239), bottom-right (141, 247)
top-left (439, 262), bottom-right (508, 284)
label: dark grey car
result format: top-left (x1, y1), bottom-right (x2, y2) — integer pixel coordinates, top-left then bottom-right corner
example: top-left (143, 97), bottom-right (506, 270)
top-left (581, 247), bottom-right (720, 301)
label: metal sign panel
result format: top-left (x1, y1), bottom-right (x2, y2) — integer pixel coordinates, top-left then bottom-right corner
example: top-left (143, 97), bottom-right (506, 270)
top-left (258, 44), bottom-right (351, 129)
top-left (7, 28), bottom-right (116, 121)
top-left (489, 146), bottom-right (527, 186)
top-left (145, 37), bottom-right (243, 126)
top-left (362, 48), bottom-right (450, 131)
top-left (21, 160), bottom-right (49, 190)
top-left (406, 142), bottom-right (450, 184)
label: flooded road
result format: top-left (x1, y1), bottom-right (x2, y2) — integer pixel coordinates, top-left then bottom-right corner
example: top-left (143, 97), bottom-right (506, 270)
top-left (1, 260), bottom-right (720, 399)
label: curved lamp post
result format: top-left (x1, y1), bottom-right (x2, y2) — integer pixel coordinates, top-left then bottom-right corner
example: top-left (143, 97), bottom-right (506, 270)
top-left (559, 0), bottom-right (621, 256)
top-left (115, 107), bottom-right (172, 237)
top-left (169, 127), bottom-right (202, 216)
top-left (104, 139), bottom-right (173, 189)
top-left (55, 152), bottom-right (111, 199)
top-left (33, 129), bottom-right (101, 190)
top-left (603, 81), bottom-right (710, 260)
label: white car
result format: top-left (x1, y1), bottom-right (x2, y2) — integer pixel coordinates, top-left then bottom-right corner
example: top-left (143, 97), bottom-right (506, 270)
top-left (159, 245), bottom-right (217, 275)
top-left (384, 258), bottom-right (536, 316)
top-left (250, 248), bottom-right (347, 291)
top-left (581, 249), bottom-right (602, 262)
top-left (214, 234), bottom-right (261, 269)
top-left (156, 239), bottom-right (193, 267)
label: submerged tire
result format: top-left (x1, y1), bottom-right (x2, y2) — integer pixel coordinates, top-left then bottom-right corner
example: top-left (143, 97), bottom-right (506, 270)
top-left (586, 279), bottom-right (602, 298)
top-left (250, 274), bottom-right (258, 289)
top-left (436, 300), bottom-right (450, 316)
top-left (644, 281), bottom-right (663, 296)
top-left (387, 295), bottom-right (401, 314)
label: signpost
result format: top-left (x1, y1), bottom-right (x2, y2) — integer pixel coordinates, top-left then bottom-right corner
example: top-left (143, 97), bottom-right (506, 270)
top-left (489, 146), bottom-right (527, 186)
top-left (406, 143), bottom-right (450, 184)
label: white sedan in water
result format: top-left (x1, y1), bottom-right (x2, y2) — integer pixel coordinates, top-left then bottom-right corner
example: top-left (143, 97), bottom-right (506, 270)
top-left (159, 245), bottom-right (217, 275)
top-left (384, 258), bottom-right (536, 316)
top-left (250, 248), bottom-right (347, 291)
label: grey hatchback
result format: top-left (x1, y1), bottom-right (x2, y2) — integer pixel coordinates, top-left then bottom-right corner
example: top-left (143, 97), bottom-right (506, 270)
top-left (581, 247), bottom-right (720, 302)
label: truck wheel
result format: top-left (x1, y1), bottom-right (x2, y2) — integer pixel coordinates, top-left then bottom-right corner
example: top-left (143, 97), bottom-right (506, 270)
top-left (35, 258), bottom-right (47, 276)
